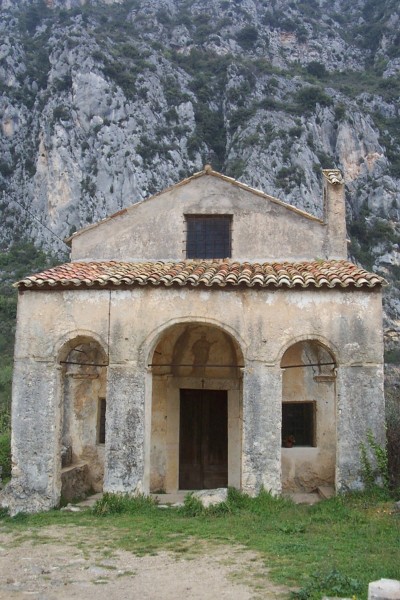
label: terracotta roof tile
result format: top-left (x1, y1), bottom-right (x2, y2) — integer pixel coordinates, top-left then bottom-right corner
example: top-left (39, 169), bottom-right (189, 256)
top-left (16, 260), bottom-right (384, 290)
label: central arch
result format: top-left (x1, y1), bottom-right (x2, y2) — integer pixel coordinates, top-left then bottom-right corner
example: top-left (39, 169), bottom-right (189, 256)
top-left (149, 322), bottom-right (244, 493)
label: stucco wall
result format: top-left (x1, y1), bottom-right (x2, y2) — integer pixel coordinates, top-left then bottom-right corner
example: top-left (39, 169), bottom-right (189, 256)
top-left (3, 283), bottom-right (384, 513)
top-left (69, 175), bottom-right (347, 262)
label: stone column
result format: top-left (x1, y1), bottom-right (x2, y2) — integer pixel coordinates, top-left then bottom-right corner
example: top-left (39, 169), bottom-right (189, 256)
top-left (103, 364), bottom-right (146, 493)
top-left (2, 359), bottom-right (62, 514)
top-left (336, 364), bottom-right (385, 492)
top-left (241, 363), bottom-right (282, 495)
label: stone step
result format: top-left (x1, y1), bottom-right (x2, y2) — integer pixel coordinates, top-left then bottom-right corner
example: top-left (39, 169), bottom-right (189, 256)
top-left (151, 492), bottom-right (187, 506)
top-left (317, 486), bottom-right (335, 500)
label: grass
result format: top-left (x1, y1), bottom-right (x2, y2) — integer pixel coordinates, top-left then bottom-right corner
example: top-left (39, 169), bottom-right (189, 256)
top-left (0, 489), bottom-right (399, 599)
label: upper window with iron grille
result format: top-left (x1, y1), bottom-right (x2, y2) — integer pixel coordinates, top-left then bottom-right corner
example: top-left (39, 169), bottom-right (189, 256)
top-left (186, 215), bottom-right (232, 259)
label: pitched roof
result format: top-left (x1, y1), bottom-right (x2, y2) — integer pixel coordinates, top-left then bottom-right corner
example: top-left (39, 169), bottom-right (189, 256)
top-left (16, 260), bottom-right (384, 290)
top-left (65, 166), bottom-right (323, 245)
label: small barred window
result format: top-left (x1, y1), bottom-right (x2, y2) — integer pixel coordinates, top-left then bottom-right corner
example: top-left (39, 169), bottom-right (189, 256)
top-left (98, 398), bottom-right (106, 444)
top-left (186, 215), bottom-right (232, 259)
top-left (282, 402), bottom-right (316, 447)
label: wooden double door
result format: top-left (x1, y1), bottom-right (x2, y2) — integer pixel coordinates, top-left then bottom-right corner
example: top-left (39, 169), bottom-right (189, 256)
top-left (179, 389), bottom-right (228, 490)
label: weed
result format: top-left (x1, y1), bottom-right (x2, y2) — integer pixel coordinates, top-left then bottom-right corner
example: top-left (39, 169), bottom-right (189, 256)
top-left (92, 492), bottom-right (157, 516)
top-left (179, 492), bottom-right (232, 516)
top-left (0, 507), bottom-right (9, 519)
top-left (360, 429), bottom-right (390, 492)
top-left (179, 493), bottom-right (205, 517)
top-left (0, 430), bottom-right (11, 479)
top-left (291, 568), bottom-right (362, 600)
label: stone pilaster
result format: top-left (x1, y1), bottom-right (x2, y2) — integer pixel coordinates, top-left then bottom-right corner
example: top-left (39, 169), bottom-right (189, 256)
top-left (336, 364), bottom-right (385, 491)
top-left (1, 359), bottom-right (61, 514)
top-left (241, 363), bottom-right (282, 495)
top-left (103, 365), bottom-right (146, 493)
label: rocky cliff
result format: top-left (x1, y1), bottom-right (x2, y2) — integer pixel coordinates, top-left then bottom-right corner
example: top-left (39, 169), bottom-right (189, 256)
top-left (0, 0), bottom-right (399, 357)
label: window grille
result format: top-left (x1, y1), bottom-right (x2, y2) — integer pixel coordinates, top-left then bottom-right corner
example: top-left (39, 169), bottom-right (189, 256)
top-left (98, 398), bottom-right (106, 444)
top-left (186, 215), bottom-right (232, 259)
top-left (282, 402), bottom-right (316, 447)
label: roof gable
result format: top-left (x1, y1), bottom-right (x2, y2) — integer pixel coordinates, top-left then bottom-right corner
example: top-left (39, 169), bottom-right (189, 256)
top-left (65, 166), bottom-right (322, 246)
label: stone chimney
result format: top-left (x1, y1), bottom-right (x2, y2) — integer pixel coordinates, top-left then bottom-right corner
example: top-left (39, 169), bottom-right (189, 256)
top-left (322, 169), bottom-right (347, 259)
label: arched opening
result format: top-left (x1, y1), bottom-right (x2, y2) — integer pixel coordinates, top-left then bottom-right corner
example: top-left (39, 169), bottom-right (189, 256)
top-left (280, 340), bottom-right (337, 493)
top-left (149, 322), bottom-right (244, 493)
top-left (60, 337), bottom-right (108, 501)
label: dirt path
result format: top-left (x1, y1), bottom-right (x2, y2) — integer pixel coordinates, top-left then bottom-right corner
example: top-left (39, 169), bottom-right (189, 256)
top-left (0, 526), bottom-right (290, 599)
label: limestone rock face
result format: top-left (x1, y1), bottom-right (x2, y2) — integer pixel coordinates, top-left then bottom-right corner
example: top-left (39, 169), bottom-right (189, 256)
top-left (0, 0), bottom-right (399, 346)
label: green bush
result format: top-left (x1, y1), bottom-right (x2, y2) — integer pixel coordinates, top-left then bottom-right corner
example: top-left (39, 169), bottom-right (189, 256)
top-left (236, 26), bottom-right (259, 50)
top-left (306, 61), bottom-right (327, 79)
top-left (291, 568), bottom-right (362, 600)
top-left (386, 388), bottom-right (400, 489)
top-left (0, 162), bottom-right (15, 177)
top-left (53, 106), bottom-right (70, 121)
top-left (0, 430), bottom-right (11, 480)
top-left (180, 493), bottom-right (206, 517)
top-left (384, 348), bottom-right (400, 364)
top-left (334, 103), bottom-right (346, 121)
top-left (295, 86), bottom-right (333, 113)
top-left (228, 106), bottom-right (256, 133)
top-left (52, 75), bottom-right (73, 92)
top-left (163, 76), bottom-right (191, 106)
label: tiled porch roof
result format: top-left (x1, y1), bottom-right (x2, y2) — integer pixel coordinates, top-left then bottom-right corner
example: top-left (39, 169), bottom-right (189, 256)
top-left (16, 260), bottom-right (384, 290)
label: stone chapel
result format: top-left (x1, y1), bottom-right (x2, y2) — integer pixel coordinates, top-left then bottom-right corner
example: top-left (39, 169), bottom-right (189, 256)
top-left (1, 166), bottom-right (385, 514)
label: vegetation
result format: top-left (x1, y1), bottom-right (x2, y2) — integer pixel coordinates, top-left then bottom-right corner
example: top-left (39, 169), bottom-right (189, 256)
top-left (92, 492), bottom-right (157, 516)
top-left (235, 26), bottom-right (259, 50)
top-left (294, 86), bottom-right (333, 114)
top-left (349, 202), bottom-right (400, 269)
top-left (386, 386), bottom-right (400, 489)
top-left (0, 488), bottom-right (399, 599)
top-left (360, 430), bottom-right (390, 492)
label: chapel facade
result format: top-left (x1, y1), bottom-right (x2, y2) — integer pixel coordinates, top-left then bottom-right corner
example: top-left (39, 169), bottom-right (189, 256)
top-left (1, 167), bottom-right (385, 514)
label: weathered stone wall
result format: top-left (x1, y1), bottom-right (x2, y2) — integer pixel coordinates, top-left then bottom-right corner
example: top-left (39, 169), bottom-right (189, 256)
top-left (69, 173), bottom-right (347, 262)
top-left (1, 282), bottom-right (384, 513)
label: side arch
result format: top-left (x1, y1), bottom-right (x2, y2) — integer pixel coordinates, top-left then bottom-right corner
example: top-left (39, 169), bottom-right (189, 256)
top-left (58, 333), bottom-right (109, 501)
top-left (277, 334), bottom-right (339, 368)
top-left (280, 338), bottom-right (337, 494)
top-left (55, 330), bottom-right (109, 364)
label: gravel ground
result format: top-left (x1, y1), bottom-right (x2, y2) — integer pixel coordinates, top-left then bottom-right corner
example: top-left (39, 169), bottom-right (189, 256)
top-left (0, 526), bottom-right (291, 599)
